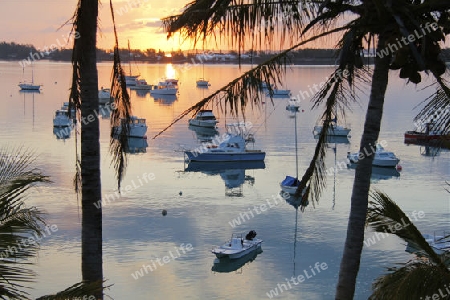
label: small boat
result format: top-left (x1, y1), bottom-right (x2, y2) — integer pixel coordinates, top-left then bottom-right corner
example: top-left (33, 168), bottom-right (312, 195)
top-left (313, 118), bottom-right (351, 137)
top-left (404, 122), bottom-right (450, 142)
top-left (188, 110), bottom-right (218, 128)
top-left (19, 82), bottom-right (41, 91)
top-left (212, 248), bottom-right (262, 273)
top-left (212, 231), bottom-right (262, 259)
top-left (266, 88), bottom-right (291, 97)
top-left (124, 75), bottom-right (139, 86)
top-left (280, 176), bottom-right (302, 195)
top-left (286, 98), bottom-right (300, 111)
top-left (98, 88), bottom-right (113, 104)
top-left (196, 78), bottom-right (210, 87)
top-left (112, 116), bottom-right (147, 138)
top-left (347, 144), bottom-right (400, 167)
top-left (129, 79), bottom-right (153, 90)
top-left (53, 109), bottom-right (72, 127)
top-left (149, 81), bottom-right (178, 95)
top-left (19, 64), bottom-right (41, 91)
top-left (184, 133), bottom-right (265, 162)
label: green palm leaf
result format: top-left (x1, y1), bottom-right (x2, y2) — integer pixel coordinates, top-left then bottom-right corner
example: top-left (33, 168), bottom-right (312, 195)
top-left (0, 147), bottom-right (49, 299)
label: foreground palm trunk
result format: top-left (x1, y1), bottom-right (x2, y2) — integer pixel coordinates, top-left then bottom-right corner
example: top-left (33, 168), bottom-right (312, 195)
top-left (77, 0), bottom-right (103, 298)
top-left (335, 35), bottom-right (391, 299)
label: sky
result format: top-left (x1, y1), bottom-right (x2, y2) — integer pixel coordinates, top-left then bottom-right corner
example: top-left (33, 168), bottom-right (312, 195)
top-left (1, 1), bottom-right (448, 53)
top-left (0, 0), bottom-right (191, 52)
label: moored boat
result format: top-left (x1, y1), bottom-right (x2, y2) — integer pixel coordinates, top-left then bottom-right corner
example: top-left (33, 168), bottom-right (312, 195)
top-left (149, 81), bottom-right (178, 95)
top-left (196, 78), bottom-right (210, 87)
top-left (347, 144), bottom-right (400, 167)
top-left (129, 79), bottom-right (153, 90)
top-left (53, 109), bottom-right (72, 127)
top-left (184, 133), bottom-right (265, 162)
top-left (212, 231), bottom-right (262, 259)
top-left (404, 123), bottom-right (450, 142)
top-left (188, 110), bottom-right (218, 128)
top-left (112, 116), bottom-right (147, 138)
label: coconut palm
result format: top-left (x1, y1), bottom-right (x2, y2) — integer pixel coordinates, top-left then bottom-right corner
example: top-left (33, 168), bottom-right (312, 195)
top-left (68, 0), bottom-right (132, 298)
top-left (366, 189), bottom-right (450, 299)
top-left (162, 1), bottom-right (450, 299)
top-left (0, 147), bottom-right (49, 299)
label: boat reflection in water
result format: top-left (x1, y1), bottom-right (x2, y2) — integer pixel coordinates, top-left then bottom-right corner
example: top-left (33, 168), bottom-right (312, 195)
top-left (152, 94), bottom-right (177, 105)
top-left (188, 124), bottom-right (219, 142)
top-left (53, 125), bottom-right (72, 140)
top-left (184, 161), bottom-right (265, 197)
top-left (347, 163), bottom-right (400, 180)
top-left (212, 247), bottom-right (263, 273)
top-left (112, 136), bottom-right (148, 153)
top-left (124, 137), bottom-right (148, 154)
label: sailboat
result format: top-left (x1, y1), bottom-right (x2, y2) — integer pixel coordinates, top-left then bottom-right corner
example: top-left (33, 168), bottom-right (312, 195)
top-left (280, 108), bottom-right (302, 195)
top-left (196, 60), bottom-right (210, 87)
top-left (18, 65), bottom-right (41, 91)
top-left (125, 40), bottom-right (140, 86)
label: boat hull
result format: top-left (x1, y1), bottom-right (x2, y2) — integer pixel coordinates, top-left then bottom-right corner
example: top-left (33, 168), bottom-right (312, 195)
top-left (113, 126), bottom-right (147, 138)
top-left (53, 118), bottom-right (72, 127)
top-left (404, 131), bottom-right (450, 141)
top-left (19, 84), bottom-right (41, 91)
top-left (150, 88), bottom-right (177, 95)
top-left (314, 125), bottom-right (351, 137)
top-left (185, 151), bottom-right (265, 162)
top-left (196, 79), bottom-right (210, 87)
top-left (188, 119), bottom-right (218, 128)
top-left (212, 239), bottom-right (263, 259)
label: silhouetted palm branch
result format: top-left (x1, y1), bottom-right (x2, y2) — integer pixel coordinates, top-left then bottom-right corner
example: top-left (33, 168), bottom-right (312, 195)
top-left (367, 190), bottom-right (450, 299)
top-left (37, 280), bottom-right (109, 300)
top-left (108, 0), bottom-right (132, 190)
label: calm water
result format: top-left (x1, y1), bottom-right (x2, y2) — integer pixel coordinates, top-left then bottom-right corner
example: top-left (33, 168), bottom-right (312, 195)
top-left (0, 60), bottom-right (448, 299)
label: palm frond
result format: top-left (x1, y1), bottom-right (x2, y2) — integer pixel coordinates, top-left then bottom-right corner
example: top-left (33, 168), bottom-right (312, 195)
top-left (163, 0), bottom-right (319, 52)
top-left (367, 189), bottom-right (449, 268)
top-left (0, 147), bottom-right (49, 298)
top-left (36, 280), bottom-right (109, 300)
top-left (369, 261), bottom-right (450, 300)
top-left (108, 0), bottom-right (132, 190)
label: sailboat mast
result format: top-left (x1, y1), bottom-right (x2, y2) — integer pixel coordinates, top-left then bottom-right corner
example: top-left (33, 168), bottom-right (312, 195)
top-left (295, 110), bottom-right (298, 179)
top-left (128, 40), bottom-right (132, 75)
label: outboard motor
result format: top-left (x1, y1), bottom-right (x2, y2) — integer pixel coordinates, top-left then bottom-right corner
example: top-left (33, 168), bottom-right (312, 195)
top-left (246, 230), bottom-right (257, 240)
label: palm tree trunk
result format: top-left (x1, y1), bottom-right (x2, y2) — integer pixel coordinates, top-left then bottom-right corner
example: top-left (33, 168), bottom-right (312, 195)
top-left (77, 0), bottom-right (103, 297)
top-left (335, 34), bottom-right (391, 299)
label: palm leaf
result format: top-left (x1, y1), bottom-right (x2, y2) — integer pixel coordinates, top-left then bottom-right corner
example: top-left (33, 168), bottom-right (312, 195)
top-left (369, 261), bottom-right (450, 300)
top-left (108, 0), bottom-right (132, 190)
top-left (0, 147), bottom-right (49, 298)
top-left (367, 189), bottom-right (448, 268)
top-left (163, 0), bottom-right (318, 52)
top-left (36, 280), bottom-right (109, 300)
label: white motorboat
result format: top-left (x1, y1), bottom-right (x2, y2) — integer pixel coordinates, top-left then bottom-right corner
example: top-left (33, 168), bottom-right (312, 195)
top-left (112, 116), bottom-right (148, 138)
top-left (98, 88), bottom-right (113, 104)
top-left (184, 133), bottom-right (265, 162)
top-left (313, 123), bottom-right (351, 137)
top-left (125, 75), bottom-right (139, 86)
top-left (286, 98), bottom-right (300, 111)
top-left (53, 109), bottom-right (72, 127)
top-left (129, 79), bottom-right (153, 90)
top-left (347, 144), bottom-right (400, 167)
top-left (212, 231), bottom-right (262, 259)
top-left (149, 81), bottom-right (178, 95)
top-left (196, 78), bottom-right (210, 87)
top-left (188, 110), bottom-right (218, 128)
